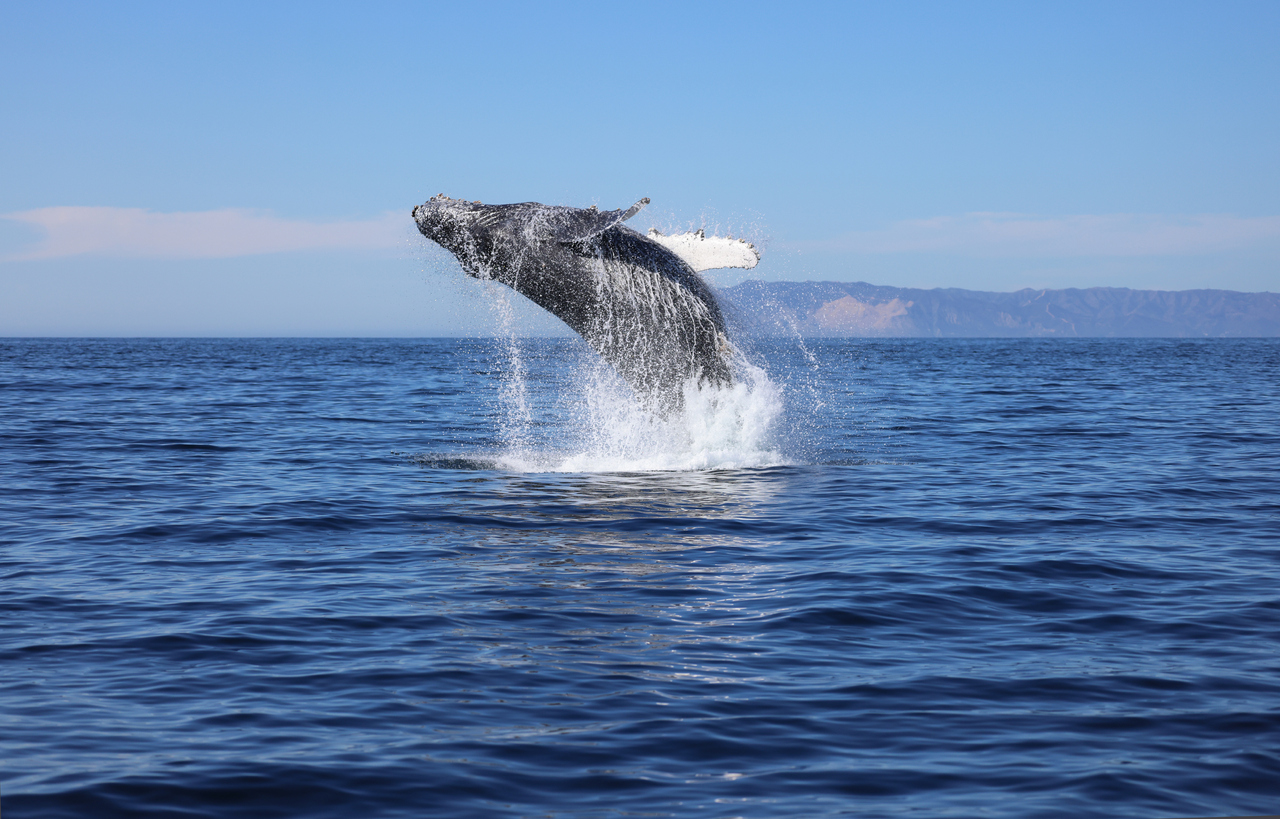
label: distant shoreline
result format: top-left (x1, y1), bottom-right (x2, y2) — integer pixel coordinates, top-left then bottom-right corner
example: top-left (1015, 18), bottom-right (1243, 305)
top-left (723, 280), bottom-right (1280, 338)
top-left (3, 279), bottom-right (1279, 340)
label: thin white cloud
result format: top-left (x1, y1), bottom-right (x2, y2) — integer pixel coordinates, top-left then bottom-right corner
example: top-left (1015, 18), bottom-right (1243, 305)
top-left (2, 206), bottom-right (408, 260)
top-left (798, 213), bottom-right (1280, 257)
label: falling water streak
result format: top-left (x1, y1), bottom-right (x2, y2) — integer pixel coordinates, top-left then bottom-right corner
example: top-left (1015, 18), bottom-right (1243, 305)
top-left (777, 307), bottom-right (827, 414)
top-left (723, 288), bottom-right (829, 434)
top-left (485, 284), bottom-right (534, 457)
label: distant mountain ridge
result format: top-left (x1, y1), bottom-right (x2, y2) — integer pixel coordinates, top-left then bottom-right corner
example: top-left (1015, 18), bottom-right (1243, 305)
top-left (721, 280), bottom-right (1280, 337)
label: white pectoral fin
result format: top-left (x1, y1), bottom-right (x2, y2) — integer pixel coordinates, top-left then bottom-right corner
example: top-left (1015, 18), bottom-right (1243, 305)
top-left (647, 228), bottom-right (760, 272)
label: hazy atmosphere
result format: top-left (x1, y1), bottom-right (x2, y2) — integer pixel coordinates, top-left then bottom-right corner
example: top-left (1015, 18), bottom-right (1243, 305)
top-left (3, 1), bottom-right (1278, 336)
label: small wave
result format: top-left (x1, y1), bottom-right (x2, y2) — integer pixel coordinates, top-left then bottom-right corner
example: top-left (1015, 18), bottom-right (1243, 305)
top-left (403, 453), bottom-right (502, 471)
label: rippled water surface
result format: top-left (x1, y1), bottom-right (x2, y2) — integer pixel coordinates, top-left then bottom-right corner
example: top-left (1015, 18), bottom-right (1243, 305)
top-left (3, 337), bottom-right (1279, 818)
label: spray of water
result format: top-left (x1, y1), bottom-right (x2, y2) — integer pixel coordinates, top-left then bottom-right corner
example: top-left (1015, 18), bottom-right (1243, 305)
top-left (491, 346), bottom-right (788, 473)
top-left (485, 284), bottom-right (537, 455)
top-left (418, 198), bottom-right (790, 473)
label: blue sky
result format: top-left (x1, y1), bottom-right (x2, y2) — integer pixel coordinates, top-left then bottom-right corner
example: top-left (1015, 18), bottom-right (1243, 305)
top-left (3, 1), bottom-right (1278, 335)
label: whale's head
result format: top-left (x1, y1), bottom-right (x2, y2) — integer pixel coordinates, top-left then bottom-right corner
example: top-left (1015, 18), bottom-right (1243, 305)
top-left (413, 195), bottom-right (547, 281)
top-left (411, 194), bottom-right (488, 258)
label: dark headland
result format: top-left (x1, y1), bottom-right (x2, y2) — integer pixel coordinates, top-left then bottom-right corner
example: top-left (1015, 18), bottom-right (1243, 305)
top-left (723, 280), bottom-right (1280, 337)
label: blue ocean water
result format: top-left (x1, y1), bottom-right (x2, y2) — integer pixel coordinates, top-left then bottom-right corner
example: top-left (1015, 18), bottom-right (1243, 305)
top-left (2, 336), bottom-right (1278, 818)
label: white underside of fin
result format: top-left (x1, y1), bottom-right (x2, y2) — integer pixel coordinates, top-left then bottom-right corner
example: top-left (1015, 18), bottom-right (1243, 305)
top-left (647, 229), bottom-right (760, 272)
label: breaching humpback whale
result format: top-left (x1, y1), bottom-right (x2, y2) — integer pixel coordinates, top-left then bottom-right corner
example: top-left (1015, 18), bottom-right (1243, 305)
top-left (412, 195), bottom-right (758, 413)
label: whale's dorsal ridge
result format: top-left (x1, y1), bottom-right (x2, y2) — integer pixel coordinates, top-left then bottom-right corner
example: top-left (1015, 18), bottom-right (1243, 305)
top-left (645, 228), bottom-right (761, 272)
top-left (551, 198), bottom-right (650, 243)
top-left (621, 197), bottom-right (649, 221)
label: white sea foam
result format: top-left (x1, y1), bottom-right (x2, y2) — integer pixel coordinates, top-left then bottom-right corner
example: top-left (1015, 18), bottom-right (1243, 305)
top-left (492, 351), bottom-right (789, 474)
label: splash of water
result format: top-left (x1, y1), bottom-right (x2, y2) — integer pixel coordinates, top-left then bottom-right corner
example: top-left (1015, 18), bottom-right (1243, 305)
top-left (451, 206), bottom-right (788, 473)
top-left (492, 349), bottom-right (788, 473)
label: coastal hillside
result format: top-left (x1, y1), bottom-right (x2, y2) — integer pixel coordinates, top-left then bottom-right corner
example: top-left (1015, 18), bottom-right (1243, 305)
top-left (722, 280), bottom-right (1280, 337)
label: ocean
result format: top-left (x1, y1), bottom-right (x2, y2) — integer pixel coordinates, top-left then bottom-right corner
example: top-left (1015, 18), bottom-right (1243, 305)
top-left (2, 336), bottom-right (1278, 818)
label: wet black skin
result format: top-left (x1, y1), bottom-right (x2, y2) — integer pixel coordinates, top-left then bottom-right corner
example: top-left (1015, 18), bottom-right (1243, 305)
top-left (413, 196), bottom-right (732, 412)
